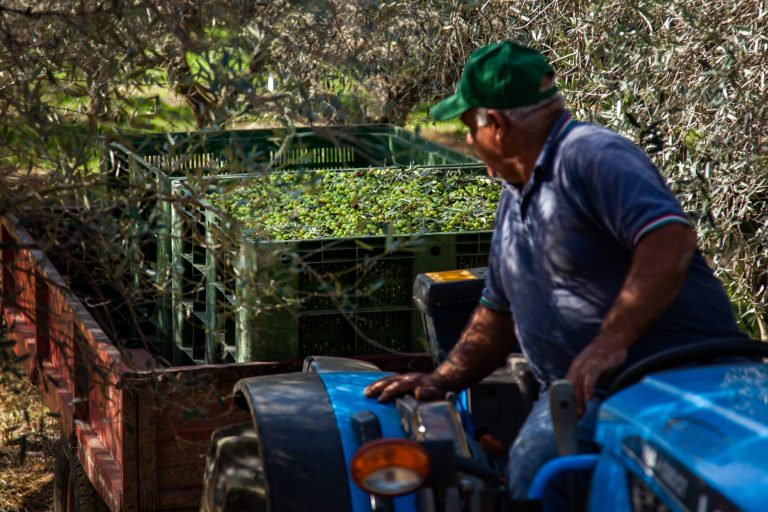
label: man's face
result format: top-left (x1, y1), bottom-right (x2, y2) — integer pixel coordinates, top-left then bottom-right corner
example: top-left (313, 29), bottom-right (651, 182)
top-left (460, 108), bottom-right (525, 184)
top-left (461, 108), bottom-right (501, 178)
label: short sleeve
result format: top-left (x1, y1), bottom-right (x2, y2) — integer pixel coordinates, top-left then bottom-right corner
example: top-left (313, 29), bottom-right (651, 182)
top-left (572, 138), bottom-right (692, 247)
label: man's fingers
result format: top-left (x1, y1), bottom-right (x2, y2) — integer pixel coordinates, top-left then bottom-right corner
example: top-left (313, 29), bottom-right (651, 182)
top-left (378, 385), bottom-right (399, 402)
top-left (378, 380), bottom-right (416, 402)
top-left (582, 373), bottom-right (595, 403)
top-left (364, 372), bottom-right (446, 403)
top-left (570, 376), bottom-right (584, 416)
top-left (565, 354), bottom-right (603, 416)
top-left (574, 371), bottom-right (597, 417)
top-left (364, 375), bottom-right (406, 397)
top-left (363, 378), bottom-right (391, 397)
top-left (577, 376), bottom-right (589, 417)
top-left (565, 363), bottom-right (587, 416)
top-left (363, 373), bottom-right (421, 402)
top-left (414, 382), bottom-right (442, 401)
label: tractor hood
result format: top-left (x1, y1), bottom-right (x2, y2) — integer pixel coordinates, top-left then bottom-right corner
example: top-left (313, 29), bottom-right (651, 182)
top-left (596, 363), bottom-right (768, 511)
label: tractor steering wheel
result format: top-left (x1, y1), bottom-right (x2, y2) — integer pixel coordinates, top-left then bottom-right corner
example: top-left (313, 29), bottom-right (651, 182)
top-left (608, 339), bottom-right (768, 396)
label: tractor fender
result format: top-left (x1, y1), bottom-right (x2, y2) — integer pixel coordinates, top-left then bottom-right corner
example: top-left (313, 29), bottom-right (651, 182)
top-left (233, 367), bottom-right (417, 512)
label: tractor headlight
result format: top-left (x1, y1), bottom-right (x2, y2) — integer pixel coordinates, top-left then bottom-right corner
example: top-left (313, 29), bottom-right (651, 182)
top-left (351, 439), bottom-right (430, 496)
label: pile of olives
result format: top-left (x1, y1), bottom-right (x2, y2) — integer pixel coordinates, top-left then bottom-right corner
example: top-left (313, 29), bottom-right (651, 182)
top-left (208, 167), bottom-right (500, 240)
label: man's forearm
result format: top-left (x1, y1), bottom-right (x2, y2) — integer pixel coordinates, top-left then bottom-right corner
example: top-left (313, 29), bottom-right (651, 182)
top-left (599, 223), bottom-right (697, 348)
top-left (432, 304), bottom-right (517, 391)
top-left (363, 303), bottom-right (516, 403)
top-left (566, 223), bottom-right (698, 411)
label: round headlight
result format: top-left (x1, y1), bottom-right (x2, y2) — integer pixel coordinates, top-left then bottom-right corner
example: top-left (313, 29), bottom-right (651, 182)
top-left (351, 439), bottom-right (430, 496)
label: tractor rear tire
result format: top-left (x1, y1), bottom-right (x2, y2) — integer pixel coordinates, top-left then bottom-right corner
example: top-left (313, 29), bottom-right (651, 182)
top-left (53, 437), bottom-right (110, 512)
top-left (202, 422), bottom-right (268, 512)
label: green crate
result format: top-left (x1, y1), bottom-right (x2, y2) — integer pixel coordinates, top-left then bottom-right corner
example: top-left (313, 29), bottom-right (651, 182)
top-left (235, 231), bottom-right (492, 362)
top-left (169, 178), bottom-right (493, 364)
top-left (104, 125), bottom-right (491, 364)
top-left (105, 124), bottom-right (478, 181)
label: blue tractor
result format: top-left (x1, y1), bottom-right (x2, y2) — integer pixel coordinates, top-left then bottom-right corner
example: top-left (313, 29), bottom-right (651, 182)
top-left (201, 269), bottom-right (768, 512)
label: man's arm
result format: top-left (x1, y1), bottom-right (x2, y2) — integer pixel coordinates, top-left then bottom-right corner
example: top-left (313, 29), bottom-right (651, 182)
top-left (364, 304), bottom-right (517, 402)
top-left (565, 222), bottom-right (697, 413)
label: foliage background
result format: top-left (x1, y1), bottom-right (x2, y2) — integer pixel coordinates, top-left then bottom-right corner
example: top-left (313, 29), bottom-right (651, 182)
top-left (3, 0), bottom-right (764, 333)
top-left (0, 0), bottom-right (766, 506)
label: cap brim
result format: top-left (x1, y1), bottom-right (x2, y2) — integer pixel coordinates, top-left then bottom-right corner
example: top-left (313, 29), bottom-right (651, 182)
top-left (430, 93), bottom-right (471, 121)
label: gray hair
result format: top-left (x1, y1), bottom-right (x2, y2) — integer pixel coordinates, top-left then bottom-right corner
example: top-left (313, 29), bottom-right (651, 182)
top-left (476, 93), bottom-right (565, 127)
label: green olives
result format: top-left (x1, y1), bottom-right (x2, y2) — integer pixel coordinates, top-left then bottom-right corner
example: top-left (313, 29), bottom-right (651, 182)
top-left (208, 167), bottom-right (500, 241)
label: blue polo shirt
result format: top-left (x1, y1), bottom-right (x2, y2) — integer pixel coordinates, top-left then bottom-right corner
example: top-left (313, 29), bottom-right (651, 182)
top-left (481, 112), bottom-right (747, 387)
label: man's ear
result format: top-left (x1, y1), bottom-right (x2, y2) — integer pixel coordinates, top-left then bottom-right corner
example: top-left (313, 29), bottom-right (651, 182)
top-left (485, 110), bottom-right (509, 144)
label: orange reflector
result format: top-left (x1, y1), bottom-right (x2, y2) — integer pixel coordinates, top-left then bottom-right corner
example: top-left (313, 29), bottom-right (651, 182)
top-left (351, 439), bottom-right (430, 496)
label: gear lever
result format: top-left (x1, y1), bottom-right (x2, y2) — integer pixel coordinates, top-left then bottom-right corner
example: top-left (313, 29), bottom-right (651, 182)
top-left (549, 380), bottom-right (578, 456)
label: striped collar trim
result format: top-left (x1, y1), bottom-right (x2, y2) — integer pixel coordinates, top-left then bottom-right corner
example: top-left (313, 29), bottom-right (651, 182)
top-left (550, 112), bottom-right (574, 145)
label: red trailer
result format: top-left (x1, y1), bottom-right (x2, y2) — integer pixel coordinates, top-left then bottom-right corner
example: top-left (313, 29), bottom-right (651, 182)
top-left (0, 214), bottom-right (431, 512)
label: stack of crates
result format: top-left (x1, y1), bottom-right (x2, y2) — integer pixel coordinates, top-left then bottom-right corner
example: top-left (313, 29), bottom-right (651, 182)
top-left (105, 125), bottom-right (494, 364)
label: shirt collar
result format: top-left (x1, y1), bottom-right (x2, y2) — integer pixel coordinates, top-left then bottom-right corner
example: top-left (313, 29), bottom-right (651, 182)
top-left (533, 110), bottom-right (574, 171)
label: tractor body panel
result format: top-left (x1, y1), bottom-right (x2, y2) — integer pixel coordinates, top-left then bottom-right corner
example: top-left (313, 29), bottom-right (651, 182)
top-left (592, 363), bottom-right (768, 511)
top-left (319, 372), bottom-right (419, 512)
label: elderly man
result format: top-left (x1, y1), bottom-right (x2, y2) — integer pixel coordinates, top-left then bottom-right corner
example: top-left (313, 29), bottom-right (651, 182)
top-left (364, 41), bottom-right (747, 507)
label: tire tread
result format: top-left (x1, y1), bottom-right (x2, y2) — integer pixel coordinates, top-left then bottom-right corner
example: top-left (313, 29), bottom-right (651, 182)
top-left (202, 422), bottom-right (268, 512)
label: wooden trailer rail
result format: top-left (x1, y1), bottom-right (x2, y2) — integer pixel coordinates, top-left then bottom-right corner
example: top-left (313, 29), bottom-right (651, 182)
top-left (1, 215), bottom-right (155, 511)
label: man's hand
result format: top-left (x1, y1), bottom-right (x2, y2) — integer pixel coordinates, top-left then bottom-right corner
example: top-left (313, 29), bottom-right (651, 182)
top-left (364, 304), bottom-right (516, 403)
top-left (565, 333), bottom-right (627, 415)
top-left (364, 372), bottom-right (449, 402)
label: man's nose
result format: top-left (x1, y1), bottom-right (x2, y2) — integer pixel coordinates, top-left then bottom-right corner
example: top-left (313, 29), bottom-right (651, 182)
top-left (466, 132), bottom-right (474, 145)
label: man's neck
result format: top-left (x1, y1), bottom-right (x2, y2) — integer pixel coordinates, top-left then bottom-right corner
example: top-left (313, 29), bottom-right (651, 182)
top-left (518, 107), bottom-right (566, 182)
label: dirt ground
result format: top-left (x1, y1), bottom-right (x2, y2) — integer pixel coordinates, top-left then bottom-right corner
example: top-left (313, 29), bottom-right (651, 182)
top-left (0, 369), bottom-right (57, 512)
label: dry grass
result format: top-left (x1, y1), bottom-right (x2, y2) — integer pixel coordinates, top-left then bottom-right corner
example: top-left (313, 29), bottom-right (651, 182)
top-left (0, 368), bottom-right (58, 512)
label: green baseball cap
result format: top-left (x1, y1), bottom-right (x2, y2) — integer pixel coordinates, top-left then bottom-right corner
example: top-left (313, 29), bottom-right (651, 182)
top-left (431, 40), bottom-right (557, 121)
